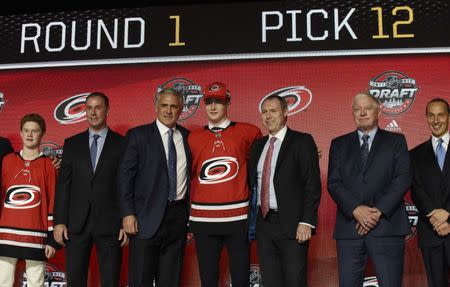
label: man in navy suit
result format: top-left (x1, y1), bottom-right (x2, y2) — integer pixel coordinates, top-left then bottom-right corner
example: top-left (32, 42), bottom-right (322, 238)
top-left (327, 92), bottom-right (411, 287)
top-left (118, 88), bottom-right (191, 287)
top-left (411, 98), bottom-right (450, 287)
top-left (248, 95), bottom-right (321, 287)
top-left (54, 92), bottom-right (127, 287)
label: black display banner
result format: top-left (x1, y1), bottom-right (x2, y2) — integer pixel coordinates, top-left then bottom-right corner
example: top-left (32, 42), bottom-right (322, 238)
top-left (0, 0), bottom-right (448, 69)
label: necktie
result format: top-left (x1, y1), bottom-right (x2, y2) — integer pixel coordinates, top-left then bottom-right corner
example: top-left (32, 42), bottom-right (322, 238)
top-left (360, 134), bottom-right (370, 166)
top-left (168, 128), bottom-right (177, 201)
top-left (261, 137), bottom-right (277, 218)
top-left (436, 138), bottom-right (446, 171)
top-left (90, 134), bottom-right (100, 171)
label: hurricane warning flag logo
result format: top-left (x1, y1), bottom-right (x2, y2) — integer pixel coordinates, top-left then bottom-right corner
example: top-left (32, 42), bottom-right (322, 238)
top-left (4, 185), bottom-right (41, 209)
top-left (368, 71), bottom-right (418, 116)
top-left (199, 156), bottom-right (239, 184)
top-left (54, 93), bottom-right (89, 124)
top-left (259, 86), bottom-right (313, 116)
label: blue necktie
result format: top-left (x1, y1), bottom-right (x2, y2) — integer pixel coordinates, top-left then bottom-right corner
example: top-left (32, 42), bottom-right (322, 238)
top-left (360, 134), bottom-right (370, 166)
top-left (168, 128), bottom-right (177, 201)
top-left (436, 138), bottom-right (446, 171)
top-left (90, 134), bottom-right (100, 171)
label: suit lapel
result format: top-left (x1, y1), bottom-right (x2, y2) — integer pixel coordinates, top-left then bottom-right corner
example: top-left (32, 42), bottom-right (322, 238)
top-left (350, 131), bottom-right (364, 172)
top-left (80, 130), bottom-right (94, 173)
top-left (92, 130), bottom-right (112, 177)
top-left (363, 129), bottom-right (382, 173)
top-left (423, 139), bottom-right (442, 174)
top-left (150, 122), bottom-right (168, 171)
top-left (275, 129), bottom-right (291, 174)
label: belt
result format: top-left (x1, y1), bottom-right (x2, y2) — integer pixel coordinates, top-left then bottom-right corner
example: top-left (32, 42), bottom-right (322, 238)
top-left (167, 198), bottom-right (186, 207)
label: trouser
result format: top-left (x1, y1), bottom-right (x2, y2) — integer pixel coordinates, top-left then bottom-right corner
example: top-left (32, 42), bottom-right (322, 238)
top-left (0, 256), bottom-right (45, 287)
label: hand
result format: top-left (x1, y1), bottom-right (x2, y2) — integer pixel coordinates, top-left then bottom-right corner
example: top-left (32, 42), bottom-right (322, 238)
top-left (118, 228), bottom-right (129, 247)
top-left (353, 205), bottom-right (380, 231)
top-left (355, 222), bottom-right (369, 236)
top-left (45, 245), bottom-right (56, 259)
top-left (427, 209), bottom-right (450, 230)
top-left (123, 215), bottom-right (138, 235)
top-left (296, 224), bottom-right (312, 243)
top-left (49, 156), bottom-right (61, 170)
top-left (317, 148), bottom-right (323, 159)
top-left (53, 224), bottom-right (68, 246)
top-left (435, 221), bottom-right (450, 236)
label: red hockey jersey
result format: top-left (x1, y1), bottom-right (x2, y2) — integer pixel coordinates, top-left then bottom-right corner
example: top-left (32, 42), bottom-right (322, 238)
top-left (0, 152), bottom-right (58, 261)
top-left (188, 122), bottom-right (261, 233)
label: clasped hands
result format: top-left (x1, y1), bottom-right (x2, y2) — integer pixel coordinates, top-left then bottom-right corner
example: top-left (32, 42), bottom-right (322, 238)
top-left (427, 209), bottom-right (450, 236)
top-left (353, 205), bottom-right (382, 235)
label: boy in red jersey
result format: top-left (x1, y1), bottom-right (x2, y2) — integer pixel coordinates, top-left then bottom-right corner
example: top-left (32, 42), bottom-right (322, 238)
top-left (189, 82), bottom-right (261, 287)
top-left (0, 114), bottom-right (59, 287)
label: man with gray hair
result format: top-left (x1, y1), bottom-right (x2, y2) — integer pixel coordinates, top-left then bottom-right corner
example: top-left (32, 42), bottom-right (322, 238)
top-left (327, 92), bottom-right (411, 286)
top-left (118, 88), bottom-right (191, 286)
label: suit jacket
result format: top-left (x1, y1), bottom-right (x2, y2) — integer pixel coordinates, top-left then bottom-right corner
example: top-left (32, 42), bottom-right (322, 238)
top-left (327, 129), bottom-right (411, 239)
top-left (411, 138), bottom-right (450, 247)
top-left (54, 129), bottom-right (125, 235)
top-left (117, 121), bottom-right (191, 239)
top-left (0, 137), bottom-right (13, 164)
top-left (248, 128), bottom-right (322, 238)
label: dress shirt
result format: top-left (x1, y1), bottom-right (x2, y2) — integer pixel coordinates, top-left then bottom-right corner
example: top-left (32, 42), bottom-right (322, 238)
top-left (156, 119), bottom-right (187, 200)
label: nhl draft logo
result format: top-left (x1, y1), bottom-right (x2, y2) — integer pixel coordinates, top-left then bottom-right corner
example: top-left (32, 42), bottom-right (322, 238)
top-left (405, 200), bottom-right (418, 241)
top-left (363, 276), bottom-right (379, 287)
top-left (54, 93), bottom-right (89, 124)
top-left (40, 141), bottom-right (63, 159)
top-left (22, 263), bottom-right (66, 286)
top-left (259, 86), bottom-right (312, 116)
top-left (227, 264), bottom-right (262, 287)
top-left (157, 78), bottom-right (203, 121)
top-left (368, 71), bottom-right (418, 116)
top-left (0, 91), bottom-right (6, 112)
top-left (4, 185), bottom-right (41, 209)
top-left (199, 156), bottom-right (239, 184)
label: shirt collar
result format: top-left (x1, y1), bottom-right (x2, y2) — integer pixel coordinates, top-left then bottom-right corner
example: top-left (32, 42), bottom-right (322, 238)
top-left (208, 118), bottom-right (231, 130)
top-left (432, 132), bottom-right (450, 146)
top-left (89, 127), bottom-right (108, 138)
top-left (269, 125), bottom-right (287, 142)
top-left (156, 119), bottom-right (177, 135)
top-left (357, 126), bottom-right (378, 141)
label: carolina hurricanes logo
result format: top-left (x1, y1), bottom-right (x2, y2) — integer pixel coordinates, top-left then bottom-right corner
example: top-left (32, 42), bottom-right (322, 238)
top-left (54, 93), bottom-right (89, 124)
top-left (259, 86), bottom-right (313, 116)
top-left (199, 156), bottom-right (239, 184)
top-left (4, 185), bottom-right (41, 209)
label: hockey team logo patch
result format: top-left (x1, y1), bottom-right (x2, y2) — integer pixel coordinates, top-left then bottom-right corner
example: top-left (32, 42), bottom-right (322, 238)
top-left (368, 71), bottom-right (418, 116)
top-left (259, 86), bottom-right (313, 116)
top-left (22, 263), bottom-right (66, 286)
top-left (4, 185), bottom-right (41, 209)
top-left (199, 156), bottom-right (239, 184)
top-left (405, 200), bottom-right (418, 241)
top-left (157, 78), bottom-right (203, 121)
top-left (54, 93), bottom-right (89, 124)
top-left (40, 141), bottom-right (63, 159)
top-left (363, 276), bottom-right (379, 287)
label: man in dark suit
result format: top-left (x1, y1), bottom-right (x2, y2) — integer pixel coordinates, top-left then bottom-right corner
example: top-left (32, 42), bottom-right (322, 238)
top-left (411, 98), bottom-right (450, 287)
top-left (328, 92), bottom-right (411, 286)
top-left (248, 95), bottom-right (321, 287)
top-left (54, 92), bottom-right (127, 287)
top-left (118, 88), bottom-right (191, 287)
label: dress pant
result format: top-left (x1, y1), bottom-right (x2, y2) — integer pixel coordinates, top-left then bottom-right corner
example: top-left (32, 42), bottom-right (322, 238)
top-left (256, 209), bottom-right (308, 287)
top-left (421, 237), bottom-right (450, 287)
top-left (65, 211), bottom-right (122, 287)
top-left (194, 223), bottom-right (249, 287)
top-left (336, 235), bottom-right (405, 287)
top-left (0, 256), bottom-right (45, 287)
top-left (128, 201), bottom-right (188, 287)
